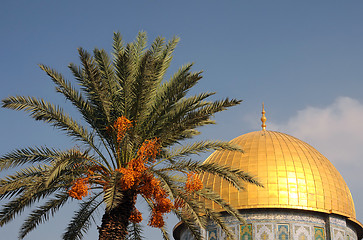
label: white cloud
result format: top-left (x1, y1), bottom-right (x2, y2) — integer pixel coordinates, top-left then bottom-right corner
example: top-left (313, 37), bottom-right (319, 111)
top-left (270, 96), bottom-right (363, 166)
top-left (269, 97), bottom-right (363, 220)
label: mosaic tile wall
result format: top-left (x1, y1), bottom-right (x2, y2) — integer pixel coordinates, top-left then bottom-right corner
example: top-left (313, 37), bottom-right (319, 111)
top-left (207, 228), bottom-right (217, 240)
top-left (255, 223), bottom-right (273, 239)
top-left (277, 224), bottom-right (289, 240)
top-left (314, 227), bottom-right (325, 240)
top-left (176, 210), bottom-right (359, 240)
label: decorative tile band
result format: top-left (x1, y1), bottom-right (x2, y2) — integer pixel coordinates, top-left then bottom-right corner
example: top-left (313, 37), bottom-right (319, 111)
top-left (240, 224), bottom-right (252, 240)
top-left (314, 226), bottom-right (325, 240)
top-left (277, 224), bottom-right (289, 240)
top-left (176, 210), bottom-right (358, 240)
top-left (208, 228), bottom-right (217, 240)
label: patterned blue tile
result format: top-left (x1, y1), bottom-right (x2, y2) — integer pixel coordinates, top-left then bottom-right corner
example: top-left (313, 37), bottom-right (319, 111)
top-left (277, 224), bottom-right (289, 240)
top-left (240, 224), bottom-right (252, 240)
top-left (314, 227), bottom-right (325, 240)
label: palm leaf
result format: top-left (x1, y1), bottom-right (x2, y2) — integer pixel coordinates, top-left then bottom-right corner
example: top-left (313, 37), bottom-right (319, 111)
top-left (63, 193), bottom-right (103, 240)
top-left (38, 64), bottom-right (94, 125)
top-left (103, 171), bottom-right (123, 211)
top-left (126, 222), bottom-right (144, 240)
top-left (204, 209), bottom-right (235, 240)
top-left (1, 96), bottom-right (94, 145)
top-left (76, 48), bottom-right (112, 124)
top-left (159, 226), bottom-right (171, 240)
top-left (0, 165), bottom-right (50, 200)
top-left (0, 147), bottom-right (60, 170)
top-left (19, 192), bottom-right (69, 239)
top-left (173, 210), bottom-right (203, 240)
top-left (162, 140), bottom-right (243, 163)
top-left (0, 178), bottom-right (64, 226)
top-left (1, 96), bottom-right (111, 169)
top-left (44, 149), bottom-right (96, 187)
top-left (196, 187), bottom-right (246, 225)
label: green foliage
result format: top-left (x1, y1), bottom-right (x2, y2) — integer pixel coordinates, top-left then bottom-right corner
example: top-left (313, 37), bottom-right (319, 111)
top-left (0, 32), bottom-right (260, 240)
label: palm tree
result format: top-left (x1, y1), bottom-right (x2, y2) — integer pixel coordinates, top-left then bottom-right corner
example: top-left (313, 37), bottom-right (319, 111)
top-left (0, 32), bottom-right (260, 240)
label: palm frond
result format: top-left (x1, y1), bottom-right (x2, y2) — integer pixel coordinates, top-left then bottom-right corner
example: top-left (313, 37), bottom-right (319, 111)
top-left (1, 96), bottom-right (94, 145)
top-left (0, 147), bottom-right (60, 170)
top-left (196, 187), bottom-right (246, 225)
top-left (63, 193), bottom-right (103, 240)
top-left (38, 64), bottom-right (94, 126)
top-left (126, 222), bottom-right (144, 240)
top-left (160, 226), bottom-right (171, 240)
top-left (199, 161), bottom-right (262, 188)
top-left (204, 209), bottom-right (235, 240)
top-left (148, 172), bottom-right (207, 230)
top-left (155, 36), bottom-right (179, 83)
top-left (112, 32), bottom-right (125, 58)
top-left (77, 47), bottom-right (112, 123)
top-left (94, 48), bottom-right (115, 85)
top-left (19, 192), bottom-right (69, 239)
top-left (103, 172), bottom-right (123, 211)
top-left (135, 36), bottom-right (178, 128)
top-left (158, 98), bottom-right (241, 146)
top-left (0, 165), bottom-right (49, 200)
top-left (141, 64), bottom-right (196, 133)
top-left (1, 96), bottom-right (111, 169)
top-left (141, 92), bottom-right (214, 140)
top-left (162, 140), bottom-right (243, 163)
top-left (173, 210), bottom-right (203, 240)
top-left (158, 159), bottom-right (261, 191)
top-left (0, 177), bottom-right (65, 226)
top-left (44, 149), bottom-right (97, 187)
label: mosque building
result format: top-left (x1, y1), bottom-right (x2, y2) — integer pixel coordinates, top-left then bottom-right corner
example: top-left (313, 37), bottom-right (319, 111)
top-left (173, 105), bottom-right (363, 240)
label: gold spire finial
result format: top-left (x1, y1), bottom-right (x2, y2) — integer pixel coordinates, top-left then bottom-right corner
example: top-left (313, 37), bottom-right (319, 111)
top-left (261, 103), bottom-right (266, 131)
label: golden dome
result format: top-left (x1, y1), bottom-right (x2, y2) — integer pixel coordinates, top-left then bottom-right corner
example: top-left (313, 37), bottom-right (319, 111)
top-left (199, 130), bottom-right (357, 221)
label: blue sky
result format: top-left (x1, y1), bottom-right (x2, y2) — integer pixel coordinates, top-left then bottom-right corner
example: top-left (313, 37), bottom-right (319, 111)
top-left (1, 1), bottom-right (363, 239)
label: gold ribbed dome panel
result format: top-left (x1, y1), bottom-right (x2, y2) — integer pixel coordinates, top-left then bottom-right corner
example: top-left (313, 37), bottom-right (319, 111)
top-left (199, 130), bottom-right (356, 220)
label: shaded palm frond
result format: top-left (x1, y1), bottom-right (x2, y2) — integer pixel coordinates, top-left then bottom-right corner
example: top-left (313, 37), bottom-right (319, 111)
top-left (196, 187), bottom-right (246, 225)
top-left (142, 92), bottom-right (214, 141)
top-left (19, 192), bottom-right (69, 239)
top-left (0, 165), bottom-right (50, 200)
top-left (204, 208), bottom-right (235, 240)
top-left (159, 98), bottom-right (241, 145)
top-left (157, 178), bottom-right (207, 230)
top-left (103, 171), bottom-right (123, 211)
top-left (173, 210), bottom-right (203, 240)
top-left (160, 226), bottom-right (171, 240)
top-left (112, 32), bottom-right (125, 58)
top-left (63, 193), bottom-right (103, 240)
top-left (155, 36), bottom-right (179, 83)
top-left (142, 64), bottom-right (197, 133)
top-left (0, 178), bottom-right (66, 226)
top-left (93, 48), bottom-right (116, 87)
top-left (44, 149), bottom-right (98, 187)
top-left (126, 222), bottom-right (144, 240)
top-left (1, 96), bottom-right (111, 169)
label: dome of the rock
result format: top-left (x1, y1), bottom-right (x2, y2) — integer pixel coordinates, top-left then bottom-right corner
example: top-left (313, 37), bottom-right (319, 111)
top-left (173, 107), bottom-right (363, 240)
top-left (200, 130), bottom-right (356, 220)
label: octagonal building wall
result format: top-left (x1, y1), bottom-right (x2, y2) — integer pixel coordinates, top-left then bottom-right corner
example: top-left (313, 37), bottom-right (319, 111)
top-left (174, 209), bottom-right (359, 240)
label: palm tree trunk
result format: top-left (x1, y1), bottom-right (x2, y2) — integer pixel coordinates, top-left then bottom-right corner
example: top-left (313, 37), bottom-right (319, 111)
top-left (98, 190), bottom-right (136, 240)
